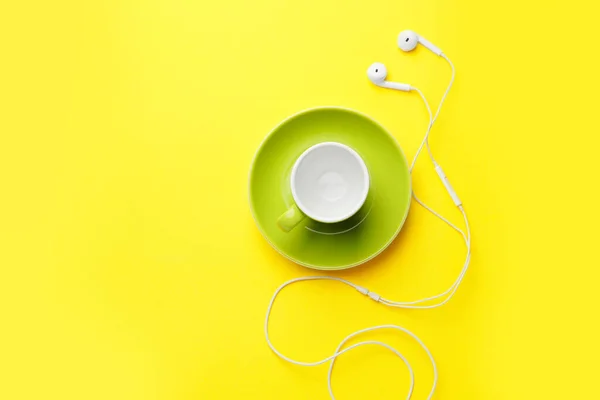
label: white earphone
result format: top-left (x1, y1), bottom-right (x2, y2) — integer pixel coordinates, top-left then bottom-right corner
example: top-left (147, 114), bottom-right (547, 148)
top-left (398, 29), bottom-right (443, 55)
top-left (367, 62), bottom-right (412, 91)
top-left (366, 30), bottom-right (445, 93)
top-left (265, 30), bottom-right (471, 399)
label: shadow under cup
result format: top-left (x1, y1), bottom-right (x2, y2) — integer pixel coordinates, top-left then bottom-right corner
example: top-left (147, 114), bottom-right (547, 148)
top-left (303, 188), bottom-right (375, 235)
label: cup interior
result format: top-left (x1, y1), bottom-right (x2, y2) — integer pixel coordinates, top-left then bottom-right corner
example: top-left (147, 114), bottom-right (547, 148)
top-left (291, 142), bottom-right (369, 223)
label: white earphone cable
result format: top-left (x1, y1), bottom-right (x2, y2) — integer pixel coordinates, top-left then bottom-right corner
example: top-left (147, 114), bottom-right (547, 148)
top-left (380, 54), bottom-right (471, 309)
top-left (264, 53), bottom-right (469, 398)
top-left (265, 278), bottom-right (437, 400)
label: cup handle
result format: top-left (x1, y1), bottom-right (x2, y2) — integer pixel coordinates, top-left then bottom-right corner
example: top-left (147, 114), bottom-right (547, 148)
top-left (277, 203), bottom-right (306, 232)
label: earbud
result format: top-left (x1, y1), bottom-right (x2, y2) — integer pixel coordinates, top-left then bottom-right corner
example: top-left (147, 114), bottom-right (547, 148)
top-left (366, 62), bottom-right (412, 92)
top-left (398, 30), bottom-right (443, 56)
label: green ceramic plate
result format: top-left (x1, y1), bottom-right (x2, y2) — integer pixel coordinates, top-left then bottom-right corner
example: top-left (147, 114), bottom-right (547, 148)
top-left (249, 107), bottom-right (411, 270)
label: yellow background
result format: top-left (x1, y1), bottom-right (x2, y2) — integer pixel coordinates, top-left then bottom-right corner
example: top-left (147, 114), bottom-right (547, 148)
top-left (1, 0), bottom-right (599, 398)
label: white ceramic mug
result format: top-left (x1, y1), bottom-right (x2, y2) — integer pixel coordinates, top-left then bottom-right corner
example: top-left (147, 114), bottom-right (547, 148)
top-left (277, 142), bottom-right (370, 232)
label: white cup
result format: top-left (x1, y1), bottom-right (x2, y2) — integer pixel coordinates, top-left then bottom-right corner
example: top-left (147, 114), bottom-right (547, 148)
top-left (277, 142), bottom-right (370, 232)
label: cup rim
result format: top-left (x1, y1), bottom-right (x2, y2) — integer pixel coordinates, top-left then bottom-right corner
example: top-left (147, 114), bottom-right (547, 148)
top-left (290, 142), bottom-right (370, 223)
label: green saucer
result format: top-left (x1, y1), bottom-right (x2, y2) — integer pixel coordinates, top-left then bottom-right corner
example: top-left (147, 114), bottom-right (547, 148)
top-left (249, 107), bottom-right (411, 270)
